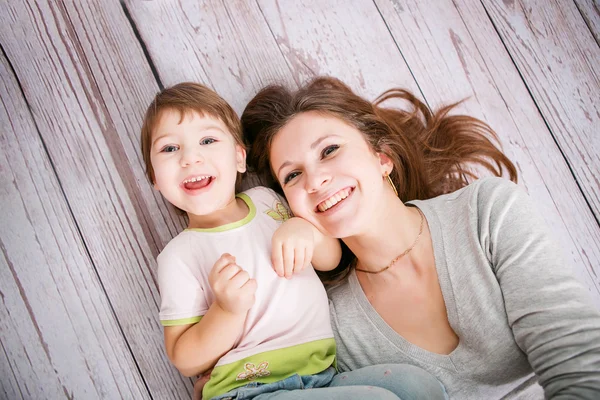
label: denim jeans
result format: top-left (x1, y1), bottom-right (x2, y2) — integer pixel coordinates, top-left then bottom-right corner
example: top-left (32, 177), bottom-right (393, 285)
top-left (211, 364), bottom-right (447, 400)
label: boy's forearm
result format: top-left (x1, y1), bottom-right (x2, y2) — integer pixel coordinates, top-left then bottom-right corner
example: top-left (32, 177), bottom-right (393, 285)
top-left (312, 229), bottom-right (342, 271)
top-left (168, 303), bottom-right (246, 377)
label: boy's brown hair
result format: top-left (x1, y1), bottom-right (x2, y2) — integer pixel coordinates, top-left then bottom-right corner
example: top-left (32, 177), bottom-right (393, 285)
top-left (140, 82), bottom-right (246, 189)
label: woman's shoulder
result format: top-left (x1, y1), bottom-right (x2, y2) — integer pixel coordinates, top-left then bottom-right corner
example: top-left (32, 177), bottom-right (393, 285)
top-left (414, 177), bottom-right (524, 212)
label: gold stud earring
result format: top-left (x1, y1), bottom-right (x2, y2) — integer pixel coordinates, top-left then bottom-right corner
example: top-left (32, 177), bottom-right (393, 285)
top-left (386, 173), bottom-right (398, 197)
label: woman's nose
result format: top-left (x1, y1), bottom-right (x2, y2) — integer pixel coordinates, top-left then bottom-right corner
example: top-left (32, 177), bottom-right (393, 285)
top-left (305, 170), bottom-right (331, 193)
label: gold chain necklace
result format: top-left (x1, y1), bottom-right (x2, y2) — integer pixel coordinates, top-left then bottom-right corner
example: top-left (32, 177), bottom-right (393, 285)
top-left (355, 208), bottom-right (425, 274)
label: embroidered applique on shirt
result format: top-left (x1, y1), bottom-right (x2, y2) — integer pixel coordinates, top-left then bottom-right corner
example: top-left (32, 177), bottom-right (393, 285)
top-left (236, 361), bottom-right (271, 381)
top-left (265, 201), bottom-right (291, 223)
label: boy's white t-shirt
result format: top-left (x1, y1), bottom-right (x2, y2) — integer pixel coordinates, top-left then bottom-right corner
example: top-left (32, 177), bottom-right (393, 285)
top-left (157, 186), bottom-right (335, 399)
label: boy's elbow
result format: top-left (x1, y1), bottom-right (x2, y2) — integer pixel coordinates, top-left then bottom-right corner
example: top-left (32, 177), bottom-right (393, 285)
top-left (179, 366), bottom-right (200, 378)
top-left (171, 351), bottom-right (206, 377)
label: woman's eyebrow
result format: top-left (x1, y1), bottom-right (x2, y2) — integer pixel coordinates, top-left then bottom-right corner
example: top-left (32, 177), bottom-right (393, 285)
top-left (276, 160), bottom-right (293, 177)
top-left (276, 134), bottom-right (340, 176)
top-left (310, 134), bottom-right (336, 150)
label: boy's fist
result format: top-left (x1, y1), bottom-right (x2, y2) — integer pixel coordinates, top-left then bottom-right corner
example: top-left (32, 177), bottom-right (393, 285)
top-left (208, 253), bottom-right (257, 314)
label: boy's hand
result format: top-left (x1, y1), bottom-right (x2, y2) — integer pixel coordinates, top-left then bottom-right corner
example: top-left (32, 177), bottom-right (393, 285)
top-left (208, 253), bottom-right (257, 314)
top-left (271, 217), bottom-right (315, 279)
top-left (193, 369), bottom-right (212, 400)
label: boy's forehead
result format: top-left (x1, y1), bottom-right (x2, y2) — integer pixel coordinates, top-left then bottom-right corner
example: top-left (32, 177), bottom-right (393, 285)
top-left (158, 107), bottom-right (221, 124)
top-left (153, 108), bottom-right (229, 134)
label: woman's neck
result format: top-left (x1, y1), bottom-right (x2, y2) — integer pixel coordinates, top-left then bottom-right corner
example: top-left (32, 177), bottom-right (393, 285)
top-left (343, 194), bottom-right (424, 273)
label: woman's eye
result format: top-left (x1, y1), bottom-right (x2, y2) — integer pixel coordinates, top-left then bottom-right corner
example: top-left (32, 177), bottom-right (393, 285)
top-left (161, 145), bottom-right (179, 153)
top-left (322, 144), bottom-right (339, 158)
top-left (283, 171), bottom-right (300, 184)
top-left (200, 137), bottom-right (216, 145)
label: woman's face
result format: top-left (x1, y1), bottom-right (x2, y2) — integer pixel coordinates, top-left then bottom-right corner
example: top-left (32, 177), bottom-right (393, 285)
top-left (270, 111), bottom-right (391, 238)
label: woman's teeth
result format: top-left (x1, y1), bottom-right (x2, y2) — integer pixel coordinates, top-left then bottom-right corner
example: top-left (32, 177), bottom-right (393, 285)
top-left (318, 188), bottom-right (350, 212)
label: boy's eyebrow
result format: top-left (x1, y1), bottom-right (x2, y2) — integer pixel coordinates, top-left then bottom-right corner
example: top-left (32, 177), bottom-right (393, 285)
top-left (151, 125), bottom-right (227, 147)
top-left (276, 134), bottom-right (338, 176)
top-left (151, 133), bottom-right (169, 147)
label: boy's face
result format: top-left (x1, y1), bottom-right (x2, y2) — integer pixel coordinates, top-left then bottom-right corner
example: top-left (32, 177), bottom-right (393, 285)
top-left (150, 109), bottom-right (246, 221)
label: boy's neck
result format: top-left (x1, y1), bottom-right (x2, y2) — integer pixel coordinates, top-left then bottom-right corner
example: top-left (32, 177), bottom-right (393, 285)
top-left (187, 196), bottom-right (249, 229)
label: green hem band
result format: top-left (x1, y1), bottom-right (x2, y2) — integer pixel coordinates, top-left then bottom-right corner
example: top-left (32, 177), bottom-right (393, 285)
top-left (204, 338), bottom-right (336, 399)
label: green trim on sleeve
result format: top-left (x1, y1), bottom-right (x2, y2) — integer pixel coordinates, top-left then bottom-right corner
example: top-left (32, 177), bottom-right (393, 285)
top-left (160, 316), bottom-right (202, 326)
top-left (185, 193), bottom-right (256, 232)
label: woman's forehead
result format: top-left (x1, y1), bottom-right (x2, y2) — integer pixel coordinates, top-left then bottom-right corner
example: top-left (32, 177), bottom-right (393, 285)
top-left (276, 111), bottom-right (362, 144)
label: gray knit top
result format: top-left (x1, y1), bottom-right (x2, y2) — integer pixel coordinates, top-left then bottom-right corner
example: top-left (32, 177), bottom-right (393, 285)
top-left (328, 177), bottom-right (600, 399)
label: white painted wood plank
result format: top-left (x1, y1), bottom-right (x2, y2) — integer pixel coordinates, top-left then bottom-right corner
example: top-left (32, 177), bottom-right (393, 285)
top-left (575, 0), bottom-right (600, 45)
top-left (0, 343), bottom-right (22, 400)
top-left (482, 0), bottom-right (600, 222)
top-left (61, 0), bottom-right (186, 259)
top-left (374, 0), bottom-right (600, 307)
top-left (0, 52), bottom-right (148, 399)
top-left (257, 0), bottom-right (421, 101)
top-left (122, 0), bottom-right (295, 114)
top-left (0, 2), bottom-right (191, 398)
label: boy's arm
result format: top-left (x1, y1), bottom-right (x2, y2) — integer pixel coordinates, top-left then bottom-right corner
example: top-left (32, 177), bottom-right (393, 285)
top-left (163, 253), bottom-right (256, 377)
top-left (164, 302), bottom-right (246, 377)
top-left (272, 217), bottom-right (342, 277)
top-left (310, 224), bottom-right (342, 271)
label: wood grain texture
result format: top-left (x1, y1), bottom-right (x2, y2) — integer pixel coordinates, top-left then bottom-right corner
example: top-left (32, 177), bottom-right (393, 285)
top-left (575, 0), bottom-right (600, 46)
top-left (0, 341), bottom-right (21, 400)
top-left (122, 0), bottom-right (295, 114)
top-left (62, 0), bottom-right (187, 254)
top-left (374, 0), bottom-right (600, 306)
top-left (0, 52), bottom-right (148, 399)
top-left (257, 0), bottom-right (422, 100)
top-left (0, 0), bottom-right (599, 397)
top-left (0, 1), bottom-right (190, 398)
top-left (482, 0), bottom-right (600, 223)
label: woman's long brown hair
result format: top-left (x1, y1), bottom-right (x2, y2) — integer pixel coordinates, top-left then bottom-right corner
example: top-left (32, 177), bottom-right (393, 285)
top-left (241, 76), bottom-right (517, 283)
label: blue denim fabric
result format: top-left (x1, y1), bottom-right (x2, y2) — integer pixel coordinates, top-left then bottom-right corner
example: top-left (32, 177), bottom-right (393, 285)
top-left (211, 364), bottom-right (447, 400)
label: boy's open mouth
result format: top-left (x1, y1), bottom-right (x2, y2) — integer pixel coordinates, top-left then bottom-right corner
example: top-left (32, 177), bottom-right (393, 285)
top-left (182, 175), bottom-right (214, 191)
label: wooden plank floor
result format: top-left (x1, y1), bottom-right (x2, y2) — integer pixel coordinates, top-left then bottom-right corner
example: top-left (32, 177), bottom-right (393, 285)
top-left (0, 1), bottom-right (598, 398)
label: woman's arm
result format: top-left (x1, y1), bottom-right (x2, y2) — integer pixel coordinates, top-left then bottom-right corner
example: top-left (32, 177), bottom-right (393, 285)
top-left (482, 178), bottom-right (600, 398)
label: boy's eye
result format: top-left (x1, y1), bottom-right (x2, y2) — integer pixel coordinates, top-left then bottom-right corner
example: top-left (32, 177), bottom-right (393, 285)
top-left (200, 137), bottom-right (216, 145)
top-left (283, 171), bottom-right (300, 185)
top-left (161, 145), bottom-right (179, 153)
top-left (321, 144), bottom-right (339, 158)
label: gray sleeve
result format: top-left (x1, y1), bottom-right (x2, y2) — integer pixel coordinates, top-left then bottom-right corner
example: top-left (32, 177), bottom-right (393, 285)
top-left (480, 178), bottom-right (600, 399)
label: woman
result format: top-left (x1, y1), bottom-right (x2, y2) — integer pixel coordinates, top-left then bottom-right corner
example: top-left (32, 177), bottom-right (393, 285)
top-left (241, 77), bottom-right (600, 399)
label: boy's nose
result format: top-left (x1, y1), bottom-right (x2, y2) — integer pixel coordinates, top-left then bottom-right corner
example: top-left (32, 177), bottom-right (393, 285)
top-left (180, 149), bottom-right (204, 167)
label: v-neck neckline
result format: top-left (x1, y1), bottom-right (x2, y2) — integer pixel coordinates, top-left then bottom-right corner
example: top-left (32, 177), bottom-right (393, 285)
top-left (348, 201), bottom-right (464, 370)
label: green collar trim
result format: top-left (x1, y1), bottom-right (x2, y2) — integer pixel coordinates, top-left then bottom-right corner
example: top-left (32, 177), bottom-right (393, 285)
top-left (185, 193), bottom-right (255, 232)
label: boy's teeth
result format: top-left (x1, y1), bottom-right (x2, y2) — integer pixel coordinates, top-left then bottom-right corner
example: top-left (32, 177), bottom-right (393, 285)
top-left (184, 176), bottom-right (209, 183)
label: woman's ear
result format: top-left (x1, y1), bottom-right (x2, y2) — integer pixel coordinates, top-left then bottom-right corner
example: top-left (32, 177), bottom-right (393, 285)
top-left (236, 145), bottom-right (247, 173)
top-left (377, 151), bottom-right (394, 176)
